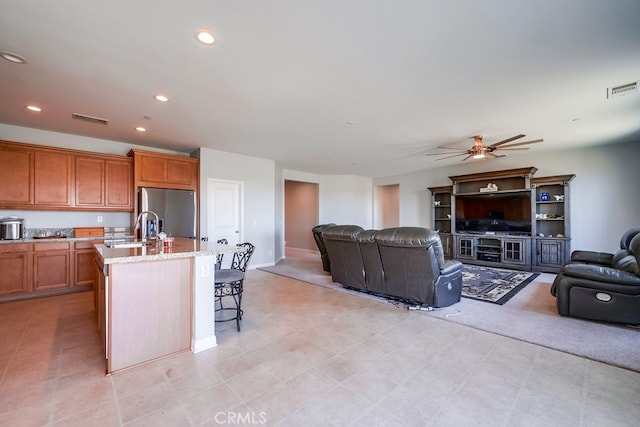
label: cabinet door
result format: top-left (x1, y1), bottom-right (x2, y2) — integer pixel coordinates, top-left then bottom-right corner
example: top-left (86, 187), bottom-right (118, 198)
top-left (0, 244), bottom-right (31, 296)
top-left (75, 242), bottom-right (96, 287)
top-left (34, 150), bottom-right (73, 206)
top-left (456, 237), bottom-right (475, 260)
top-left (139, 155), bottom-right (167, 183)
top-left (75, 156), bottom-right (105, 207)
top-left (105, 159), bottom-right (132, 208)
top-left (167, 159), bottom-right (194, 185)
top-left (536, 239), bottom-right (566, 269)
top-left (502, 238), bottom-right (529, 265)
top-left (33, 243), bottom-right (71, 291)
top-left (0, 145), bottom-right (32, 205)
top-left (440, 233), bottom-right (453, 258)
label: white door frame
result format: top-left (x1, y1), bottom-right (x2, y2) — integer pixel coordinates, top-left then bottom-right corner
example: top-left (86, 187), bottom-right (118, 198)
top-left (207, 179), bottom-right (244, 245)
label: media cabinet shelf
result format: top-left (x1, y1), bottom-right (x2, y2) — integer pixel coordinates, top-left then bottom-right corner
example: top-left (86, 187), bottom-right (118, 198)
top-left (429, 168), bottom-right (575, 273)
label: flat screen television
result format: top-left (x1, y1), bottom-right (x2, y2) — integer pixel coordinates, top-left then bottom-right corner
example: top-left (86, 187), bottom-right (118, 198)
top-left (455, 192), bottom-right (531, 235)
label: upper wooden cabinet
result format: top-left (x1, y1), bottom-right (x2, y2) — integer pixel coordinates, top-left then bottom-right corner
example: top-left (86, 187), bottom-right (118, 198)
top-left (33, 150), bottom-right (74, 207)
top-left (75, 156), bottom-right (133, 210)
top-left (129, 149), bottom-right (198, 191)
top-left (0, 144), bottom-right (33, 205)
top-left (0, 140), bottom-right (133, 211)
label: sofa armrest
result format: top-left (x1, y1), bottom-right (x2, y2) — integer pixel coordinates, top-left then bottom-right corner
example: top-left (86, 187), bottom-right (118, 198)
top-left (561, 263), bottom-right (640, 286)
top-left (570, 250), bottom-right (613, 266)
top-left (441, 259), bottom-right (463, 275)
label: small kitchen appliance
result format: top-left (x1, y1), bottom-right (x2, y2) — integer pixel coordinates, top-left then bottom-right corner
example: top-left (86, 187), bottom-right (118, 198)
top-left (0, 217), bottom-right (24, 240)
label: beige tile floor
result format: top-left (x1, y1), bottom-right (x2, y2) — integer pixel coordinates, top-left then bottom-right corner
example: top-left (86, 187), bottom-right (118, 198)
top-left (1, 269), bottom-right (639, 426)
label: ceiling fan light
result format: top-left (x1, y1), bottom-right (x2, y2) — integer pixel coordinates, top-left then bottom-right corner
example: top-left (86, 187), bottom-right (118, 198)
top-left (473, 153), bottom-right (485, 159)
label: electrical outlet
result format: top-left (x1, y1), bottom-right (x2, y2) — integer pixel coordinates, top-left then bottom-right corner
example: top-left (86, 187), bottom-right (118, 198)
top-left (97, 216), bottom-right (103, 223)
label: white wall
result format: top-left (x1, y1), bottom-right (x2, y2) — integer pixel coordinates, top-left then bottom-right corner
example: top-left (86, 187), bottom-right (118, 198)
top-left (373, 140), bottom-right (640, 252)
top-left (197, 148), bottom-right (276, 268)
top-left (282, 170), bottom-right (374, 228)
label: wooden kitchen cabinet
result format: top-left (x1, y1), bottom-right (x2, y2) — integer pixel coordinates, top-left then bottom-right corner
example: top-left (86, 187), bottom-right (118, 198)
top-left (0, 244), bottom-right (31, 297)
top-left (105, 158), bottom-right (133, 208)
top-left (0, 140), bottom-right (133, 211)
top-left (129, 149), bottom-right (198, 191)
top-left (32, 242), bottom-right (72, 291)
top-left (75, 156), bottom-right (105, 207)
top-left (75, 155), bottom-right (133, 210)
top-left (74, 241), bottom-right (96, 287)
top-left (0, 144), bottom-right (33, 206)
top-left (34, 150), bottom-right (74, 207)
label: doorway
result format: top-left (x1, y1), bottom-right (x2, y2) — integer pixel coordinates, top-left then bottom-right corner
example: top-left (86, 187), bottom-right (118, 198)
top-left (374, 184), bottom-right (399, 229)
top-left (284, 180), bottom-right (319, 252)
top-left (207, 179), bottom-right (243, 246)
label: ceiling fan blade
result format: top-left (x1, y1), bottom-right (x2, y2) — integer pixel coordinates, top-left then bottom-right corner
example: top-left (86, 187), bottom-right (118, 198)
top-left (489, 134), bottom-right (526, 148)
top-left (461, 154), bottom-right (474, 161)
top-left (493, 147), bottom-right (530, 151)
top-left (485, 152), bottom-right (506, 158)
top-left (434, 152), bottom-right (470, 161)
top-left (436, 145), bottom-right (469, 151)
top-left (426, 150), bottom-right (466, 156)
top-left (496, 138), bottom-right (543, 148)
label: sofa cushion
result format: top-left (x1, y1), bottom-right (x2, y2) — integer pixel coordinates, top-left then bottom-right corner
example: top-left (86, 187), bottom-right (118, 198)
top-left (374, 227), bottom-right (445, 269)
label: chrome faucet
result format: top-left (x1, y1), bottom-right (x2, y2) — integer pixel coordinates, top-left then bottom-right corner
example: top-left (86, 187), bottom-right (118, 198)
top-left (135, 210), bottom-right (159, 243)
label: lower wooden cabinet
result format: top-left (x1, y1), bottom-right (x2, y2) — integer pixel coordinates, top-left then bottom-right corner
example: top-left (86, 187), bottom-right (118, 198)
top-left (75, 241), bottom-right (96, 287)
top-left (0, 240), bottom-right (97, 301)
top-left (32, 242), bottom-right (72, 291)
top-left (0, 244), bottom-right (31, 296)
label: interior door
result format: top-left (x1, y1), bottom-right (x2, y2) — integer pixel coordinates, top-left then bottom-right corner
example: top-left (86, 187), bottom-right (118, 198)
top-left (207, 180), bottom-right (242, 246)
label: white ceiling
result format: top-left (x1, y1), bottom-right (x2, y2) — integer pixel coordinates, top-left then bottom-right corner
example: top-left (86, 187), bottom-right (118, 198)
top-left (1, 1), bottom-right (639, 177)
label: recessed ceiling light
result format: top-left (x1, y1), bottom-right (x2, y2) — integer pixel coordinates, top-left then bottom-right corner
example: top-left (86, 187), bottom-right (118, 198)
top-left (1, 51), bottom-right (28, 64)
top-left (135, 126), bottom-right (147, 132)
top-left (26, 105), bottom-right (42, 112)
top-left (195, 30), bottom-right (215, 45)
top-left (154, 94), bottom-right (169, 102)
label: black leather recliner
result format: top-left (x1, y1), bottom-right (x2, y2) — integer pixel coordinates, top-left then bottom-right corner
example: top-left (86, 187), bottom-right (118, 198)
top-left (551, 227), bottom-right (640, 325)
top-left (312, 223), bottom-right (336, 272)
top-left (356, 229), bottom-right (385, 294)
top-left (322, 225), bottom-right (367, 290)
top-left (375, 227), bottom-right (463, 307)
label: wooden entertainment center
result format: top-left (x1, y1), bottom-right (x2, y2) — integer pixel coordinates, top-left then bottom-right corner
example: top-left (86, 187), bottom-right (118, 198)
top-left (429, 167), bottom-right (575, 273)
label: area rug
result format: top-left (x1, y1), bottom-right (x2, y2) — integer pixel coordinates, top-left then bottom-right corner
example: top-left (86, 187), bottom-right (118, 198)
top-left (462, 265), bottom-right (539, 305)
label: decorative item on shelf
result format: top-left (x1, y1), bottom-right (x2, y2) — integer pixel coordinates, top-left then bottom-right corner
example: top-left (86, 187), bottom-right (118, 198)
top-left (540, 192), bottom-right (550, 201)
top-left (556, 233), bottom-right (565, 237)
top-left (446, 214), bottom-right (451, 219)
top-left (480, 182), bottom-right (499, 192)
top-left (434, 200), bottom-right (441, 206)
top-left (554, 194), bottom-right (565, 201)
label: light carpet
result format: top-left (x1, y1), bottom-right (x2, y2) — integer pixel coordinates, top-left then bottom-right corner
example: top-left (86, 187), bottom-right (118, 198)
top-left (259, 249), bottom-right (640, 372)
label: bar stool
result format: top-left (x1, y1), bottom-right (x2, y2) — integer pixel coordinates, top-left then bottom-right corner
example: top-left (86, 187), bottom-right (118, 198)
top-left (214, 242), bottom-right (255, 331)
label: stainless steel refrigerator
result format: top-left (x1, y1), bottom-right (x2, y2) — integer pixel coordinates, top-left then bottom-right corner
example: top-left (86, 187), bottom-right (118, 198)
top-left (139, 187), bottom-right (197, 239)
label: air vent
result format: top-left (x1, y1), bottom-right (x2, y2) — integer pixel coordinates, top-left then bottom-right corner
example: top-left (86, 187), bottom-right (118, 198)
top-left (607, 81), bottom-right (638, 99)
top-left (71, 113), bottom-right (109, 125)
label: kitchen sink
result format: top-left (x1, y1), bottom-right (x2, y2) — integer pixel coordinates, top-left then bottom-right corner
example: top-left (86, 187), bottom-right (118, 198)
top-left (105, 241), bottom-right (144, 249)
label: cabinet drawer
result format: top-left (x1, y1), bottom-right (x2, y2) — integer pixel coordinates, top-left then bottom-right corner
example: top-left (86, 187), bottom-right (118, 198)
top-left (0, 243), bottom-right (30, 253)
top-left (74, 227), bottom-right (105, 238)
top-left (75, 241), bottom-right (96, 250)
top-left (34, 242), bottom-right (71, 251)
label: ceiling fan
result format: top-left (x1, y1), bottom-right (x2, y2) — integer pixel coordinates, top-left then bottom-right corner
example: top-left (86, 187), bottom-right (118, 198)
top-left (427, 134), bottom-right (543, 161)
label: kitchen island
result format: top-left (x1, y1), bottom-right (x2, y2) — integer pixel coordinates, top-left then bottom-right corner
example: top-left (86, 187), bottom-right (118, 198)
top-left (94, 238), bottom-right (239, 374)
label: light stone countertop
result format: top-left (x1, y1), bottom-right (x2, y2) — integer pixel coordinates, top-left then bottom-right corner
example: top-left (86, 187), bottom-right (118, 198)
top-left (94, 238), bottom-right (239, 264)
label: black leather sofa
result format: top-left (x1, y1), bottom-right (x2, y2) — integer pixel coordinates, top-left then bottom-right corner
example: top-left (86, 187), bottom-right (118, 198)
top-left (551, 227), bottom-right (640, 325)
top-left (312, 223), bottom-right (336, 272)
top-left (319, 225), bottom-right (462, 308)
